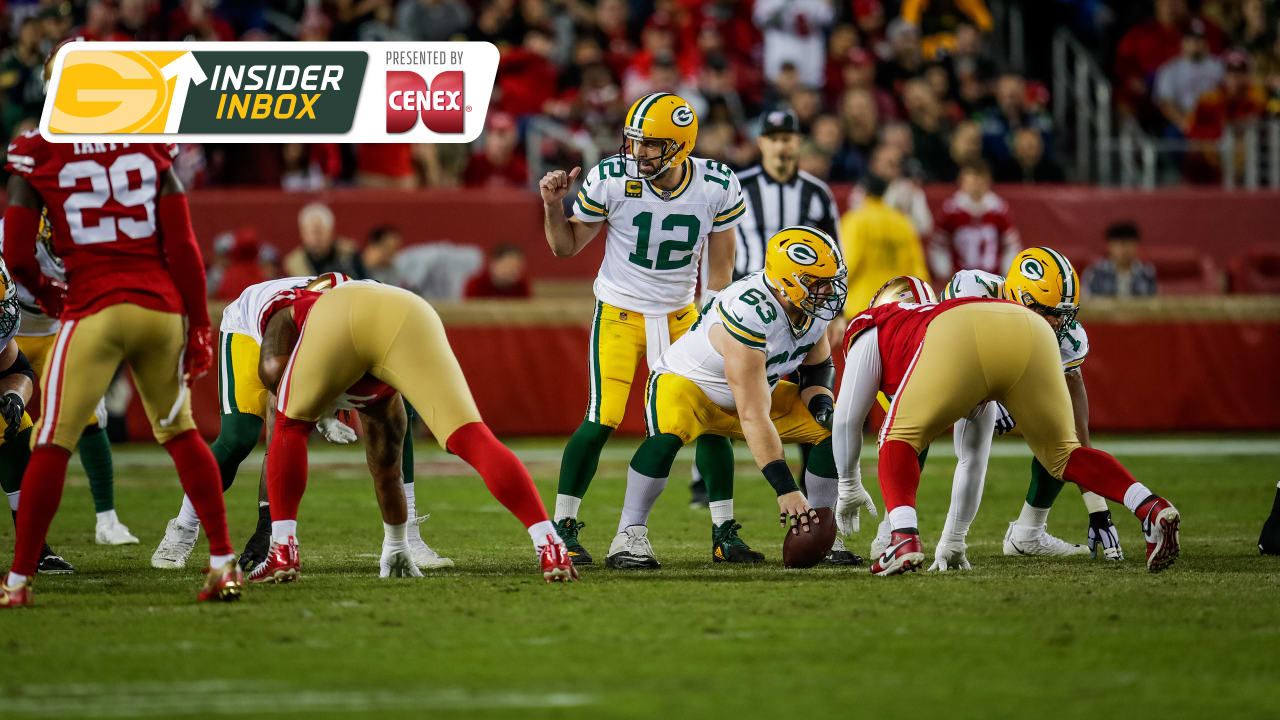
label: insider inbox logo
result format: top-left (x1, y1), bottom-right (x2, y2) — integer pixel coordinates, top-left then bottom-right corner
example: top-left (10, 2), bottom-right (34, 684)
top-left (385, 70), bottom-right (466, 134)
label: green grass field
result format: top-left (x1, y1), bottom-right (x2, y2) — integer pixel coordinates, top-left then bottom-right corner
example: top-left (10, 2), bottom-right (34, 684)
top-left (1, 435), bottom-right (1278, 719)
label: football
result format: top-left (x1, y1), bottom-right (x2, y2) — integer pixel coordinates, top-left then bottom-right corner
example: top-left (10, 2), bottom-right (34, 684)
top-left (782, 507), bottom-right (837, 569)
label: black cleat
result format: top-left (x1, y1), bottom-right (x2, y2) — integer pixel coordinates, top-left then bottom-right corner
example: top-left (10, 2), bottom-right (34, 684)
top-left (712, 520), bottom-right (765, 563)
top-left (555, 518), bottom-right (592, 565)
top-left (688, 478), bottom-right (709, 509)
top-left (822, 536), bottom-right (864, 566)
top-left (38, 544), bottom-right (74, 575)
top-left (1260, 515), bottom-right (1280, 556)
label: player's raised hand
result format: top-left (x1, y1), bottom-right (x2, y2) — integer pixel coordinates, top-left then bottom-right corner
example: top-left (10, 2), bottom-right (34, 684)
top-left (183, 325), bottom-right (214, 382)
top-left (538, 166), bottom-right (580, 205)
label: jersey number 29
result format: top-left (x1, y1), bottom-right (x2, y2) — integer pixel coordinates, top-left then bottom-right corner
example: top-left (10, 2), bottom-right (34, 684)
top-left (58, 153), bottom-right (158, 245)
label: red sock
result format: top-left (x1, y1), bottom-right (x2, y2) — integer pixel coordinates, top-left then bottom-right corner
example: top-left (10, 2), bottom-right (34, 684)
top-left (877, 439), bottom-right (921, 512)
top-left (164, 430), bottom-right (232, 557)
top-left (11, 446), bottom-right (71, 577)
top-left (266, 415), bottom-right (315, 525)
top-left (446, 422), bottom-right (549, 529)
top-left (1061, 447), bottom-right (1136, 505)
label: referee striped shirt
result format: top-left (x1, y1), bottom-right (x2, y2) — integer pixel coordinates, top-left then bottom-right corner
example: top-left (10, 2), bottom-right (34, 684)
top-left (733, 165), bottom-right (842, 279)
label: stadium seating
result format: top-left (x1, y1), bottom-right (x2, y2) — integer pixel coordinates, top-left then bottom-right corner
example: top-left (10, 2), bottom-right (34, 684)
top-left (1141, 247), bottom-right (1222, 295)
top-left (1227, 245), bottom-right (1280, 294)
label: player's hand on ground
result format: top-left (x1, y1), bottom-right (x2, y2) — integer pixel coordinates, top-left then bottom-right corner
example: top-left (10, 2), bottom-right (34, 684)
top-left (836, 478), bottom-right (878, 536)
top-left (0, 391), bottom-right (25, 442)
top-left (993, 402), bottom-right (1016, 435)
top-left (33, 277), bottom-right (67, 318)
top-left (1087, 511), bottom-right (1124, 560)
top-left (380, 545), bottom-right (423, 578)
top-left (778, 491), bottom-right (818, 535)
top-left (317, 416), bottom-right (357, 444)
top-left (183, 325), bottom-right (214, 381)
top-left (928, 540), bottom-right (972, 572)
top-left (538, 166), bottom-right (580, 205)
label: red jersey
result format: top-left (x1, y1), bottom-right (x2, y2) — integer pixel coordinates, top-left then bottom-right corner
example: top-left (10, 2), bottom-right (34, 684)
top-left (843, 297), bottom-right (1004, 396)
top-left (933, 190), bottom-right (1020, 276)
top-left (4, 132), bottom-right (184, 319)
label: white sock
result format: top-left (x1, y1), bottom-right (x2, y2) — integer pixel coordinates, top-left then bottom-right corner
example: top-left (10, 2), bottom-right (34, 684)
top-left (6, 571), bottom-right (29, 586)
top-left (805, 472), bottom-right (838, 509)
top-left (1015, 502), bottom-right (1051, 529)
top-left (177, 495), bottom-right (201, 530)
top-left (209, 553), bottom-right (235, 568)
top-left (96, 509), bottom-right (118, 525)
top-left (888, 506), bottom-right (918, 530)
top-left (709, 499), bottom-right (734, 526)
top-left (554, 494), bottom-right (582, 523)
top-left (527, 519), bottom-right (557, 549)
top-left (618, 467), bottom-right (668, 533)
top-left (1080, 490), bottom-right (1108, 514)
top-left (1123, 483), bottom-right (1155, 513)
top-left (271, 520), bottom-right (297, 544)
top-left (404, 482), bottom-right (417, 514)
top-left (6, 490), bottom-right (18, 512)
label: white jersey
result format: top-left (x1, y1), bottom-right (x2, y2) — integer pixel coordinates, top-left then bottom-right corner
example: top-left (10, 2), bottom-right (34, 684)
top-left (655, 271), bottom-right (829, 409)
top-left (220, 276), bottom-right (315, 345)
top-left (0, 217), bottom-right (66, 337)
top-left (572, 154), bottom-right (746, 315)
top-left (943, 269), bottom-right (1088, 370)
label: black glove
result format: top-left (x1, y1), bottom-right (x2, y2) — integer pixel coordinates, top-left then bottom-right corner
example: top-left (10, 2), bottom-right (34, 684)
top-left (0, 391), bottom-right (25, 442)
top-left (807, 394), bottom-right (834, 431)
top-left (993, 402), bottom-right (1016, 435)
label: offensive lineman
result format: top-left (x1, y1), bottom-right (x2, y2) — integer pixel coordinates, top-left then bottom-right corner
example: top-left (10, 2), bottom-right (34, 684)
top-left (540, 92), bottom-right (744, 564)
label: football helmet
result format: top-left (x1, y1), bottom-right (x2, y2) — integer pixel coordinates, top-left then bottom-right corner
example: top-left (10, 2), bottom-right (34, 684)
top-left (0, 259), bottom-right (13, 303)
top-left (304, 272), bottom-right (352, 292)
top-left (620, 93), bottom-right (698, 180)
top-left (1003, 247), bottom-right (1079, 337)
top-left (763, 226), bottom-right (847, 321)
top-left (869, 275), bottom-right (937, 308)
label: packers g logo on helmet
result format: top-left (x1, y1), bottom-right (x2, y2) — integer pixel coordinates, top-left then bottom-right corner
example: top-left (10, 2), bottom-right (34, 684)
top-left (1019, 257), bottom-right (1045, 281)
top-left (763, 226), bottom-right (846, 322)
top-left (620, 93), bottom-right (698, 180)
top-left (1004, 246), bottom-right (1080, 337)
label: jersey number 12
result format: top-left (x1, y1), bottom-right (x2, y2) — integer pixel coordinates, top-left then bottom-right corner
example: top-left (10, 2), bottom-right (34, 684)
top-left (628, 212), bottom-right (699, 270)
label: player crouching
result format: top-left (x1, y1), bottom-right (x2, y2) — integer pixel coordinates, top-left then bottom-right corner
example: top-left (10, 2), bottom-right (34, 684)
top-left (248, 280), bottom-right (576, 583)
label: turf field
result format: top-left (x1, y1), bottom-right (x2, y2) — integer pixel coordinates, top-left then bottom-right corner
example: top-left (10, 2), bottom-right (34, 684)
top-left (1, 435), bottom-right (1278, 719)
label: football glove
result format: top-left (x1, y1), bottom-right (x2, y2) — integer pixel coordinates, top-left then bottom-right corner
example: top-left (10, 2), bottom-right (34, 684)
top-left (317, 415), bottom-right (357, 445)
top-left (0, 391), bottom-right (25, 442)
top-left (183, 325), bottom-right (214, 381)
top-left (1087, 510), bottom-right (1124, 560)
top-left (835, 477), bottom-right (878, 536)
top-left (993, 402), bottom-right (1016, 435)
top-left (807, 394), bottom-right (834, 431)
top-left (928, 540), bottom-right (972, 571)
top-left (32, 277), bottom-right (67, 318)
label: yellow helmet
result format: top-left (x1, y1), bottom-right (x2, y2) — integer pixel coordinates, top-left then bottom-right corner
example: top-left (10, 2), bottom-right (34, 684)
top-left (1003, 246), bottom-right (1079, 335)
top-left (763, 226), bottom-right (847, 321)
top-left (621, 92), bottom-right (697, 180)
top-left (869, 275), bottom-right (937, 308)
top-left (0, 258), bottom-right (13, 303)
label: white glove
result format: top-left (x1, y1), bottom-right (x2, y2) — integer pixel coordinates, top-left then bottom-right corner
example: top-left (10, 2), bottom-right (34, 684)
top-left (318, 415), bottom-right (357, 444)
top-left (928, 540), bottom-right (972, 571)
top-left (380, 543), bottom-right (423, 578)
top-left (993, 402), bottom-right (1016, 435)
top-left (836, 477), bottom-right (878, 536)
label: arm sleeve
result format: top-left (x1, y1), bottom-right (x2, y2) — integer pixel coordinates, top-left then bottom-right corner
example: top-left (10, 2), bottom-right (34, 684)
top-left (156, 193), bottom-right (211, 328)
top-left (832, 327), bottom-right (882, 482)
top-left (2, 205), bottom-right (41, 293)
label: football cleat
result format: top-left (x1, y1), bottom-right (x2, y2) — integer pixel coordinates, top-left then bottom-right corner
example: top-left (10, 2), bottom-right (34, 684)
top-left (380, 543), bottom-right (424, 578)
top-left (1087, 510), bottom-right (1124, 560)
top-left (1003, 522), bottom-right (1090, 557)
top-left (1261, 513), bottom-right (1280, 556)
top-left (928, 539), bottom-right (972, 571)
top-left (0, 578), bottom-right (32, 608)
top-left (1137, 496), bottom-right (1180, 573)
top-left (539, 536), bottom-right (579, 582)
top-left (605, 525), bottom-right (661, 570)
top-left (823, 535), bottom-right (864, 566)
top-left (711, 520), bottom-right (764, 563)
top-left (870, 517), bottom-right (892, 559)
top-left (407, 512), bottom-right (453, 569)
top-left (248, 537), bottom-right (300, 584)
top-left (689, 477), bottom-right (709, 509)
top-left (870, 530), bottom-right (925, 576)
top-left (37, 545), bottom-right (75, 575)
top-left (197, 561), bottom-right (244, 602)
top-left (555, 517), bottom-right (592, 565)
top-left (152, 518), bottom-right (199, 569)
top-left (95, 514), bottom-right (139, 545)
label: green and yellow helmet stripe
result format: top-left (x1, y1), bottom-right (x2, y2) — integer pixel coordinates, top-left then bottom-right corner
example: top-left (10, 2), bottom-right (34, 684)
top-left (627, 92), bottom-right (672, 132)
top-left (1037, 246), bottom-right (1077, 302)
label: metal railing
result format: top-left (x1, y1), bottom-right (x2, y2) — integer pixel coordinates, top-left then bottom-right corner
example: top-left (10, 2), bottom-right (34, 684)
top-left (523, 117), bottom-right (602, 192)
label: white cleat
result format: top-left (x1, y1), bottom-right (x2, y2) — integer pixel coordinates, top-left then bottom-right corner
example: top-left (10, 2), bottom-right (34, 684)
top-left (407, 513), bottom-right (454, 569)
top-left (95, 514), bottom-right (139, 545)
top-left (870, 517), bottom-right (892, 560)
top-left (151, 518), bottom-right (199, 569)
top-left (380, 543), bottom-right (424, 578)
top-left (604, 525), bottom-right (660, 569)
top-left (1002, 522), bottom-right (1090, 557)
top-left (928, 539), bottom-right (972, 571)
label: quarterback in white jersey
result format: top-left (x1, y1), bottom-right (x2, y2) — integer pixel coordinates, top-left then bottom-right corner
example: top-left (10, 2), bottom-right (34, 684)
top-left (539, 92), bottom-right (743, 565)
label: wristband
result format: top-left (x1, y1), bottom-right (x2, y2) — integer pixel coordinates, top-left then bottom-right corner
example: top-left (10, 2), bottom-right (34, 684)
top-left (762, 459), bottom-right (799, 497)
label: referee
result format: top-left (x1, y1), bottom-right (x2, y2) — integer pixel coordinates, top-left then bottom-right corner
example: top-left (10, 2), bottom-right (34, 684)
top-left (733, 110), bottom-right (842, 279)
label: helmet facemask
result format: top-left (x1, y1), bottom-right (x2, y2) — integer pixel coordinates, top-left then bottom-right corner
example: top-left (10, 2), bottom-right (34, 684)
top-left (794, 269), bottom-right (848, 322)
top-left (1015, 288), bottom-right (1078, 339)
top-left (620, 128), bottom-right (682, 180)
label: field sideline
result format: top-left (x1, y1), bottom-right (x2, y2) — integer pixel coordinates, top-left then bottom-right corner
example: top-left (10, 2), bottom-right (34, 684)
top-left (1, 434), bottom-right (1277, 719)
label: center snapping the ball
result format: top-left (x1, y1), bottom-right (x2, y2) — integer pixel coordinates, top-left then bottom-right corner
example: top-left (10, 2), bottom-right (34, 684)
top-left (782, 507), bottom-right (837, 569)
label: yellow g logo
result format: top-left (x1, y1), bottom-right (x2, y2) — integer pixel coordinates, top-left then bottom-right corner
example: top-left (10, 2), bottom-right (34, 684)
top-left (49, 51), bottom-right (186, 134)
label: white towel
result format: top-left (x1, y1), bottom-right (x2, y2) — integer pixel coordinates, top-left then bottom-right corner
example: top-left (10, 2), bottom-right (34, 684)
top-left (644, 314), bottom-right (671, 369)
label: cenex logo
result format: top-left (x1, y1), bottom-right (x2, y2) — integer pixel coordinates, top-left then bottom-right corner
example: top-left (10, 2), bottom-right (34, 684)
top-left (386, 70), bottom-right (466, 134)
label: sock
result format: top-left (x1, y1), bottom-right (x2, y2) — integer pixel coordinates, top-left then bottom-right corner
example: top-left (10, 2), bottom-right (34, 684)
top-left (6, 571), bottom-right (29, 586)
top-left (805, 472), bottom-right (838, 509)
top-left (877, 439), bottom-right (921, 513)
top-left (619, 465), bottom-right (669, 532)
top-left (1123, 483), bottom-right (1155, 513)
top-left (1080, 490), bottom-right (1108, 514)
top-left (383, 521), bottom-right (407, 546)
top-left (554, 494), bottom-right (582, 523)
top-left (165, 430), bottom-right (233, 557)
top-left (1027, 457), bottom-right (1066, 508)
top-left (403, 401), bottom-right (417, 484)
top-left (1015, 502), bottom-right (1051, 529)
top-left (210, 553), bottom-right (235, 568)
top-left (271, 519), bottom-right (297, 543)
top-left (528, 520), bottom-right (558, 548)
top-left (265, 415), bottom-right (315, 531)
top-left (888, 505), bottom-right (918, 530)
top-left (176, 495), bottom-right (201, 530)
top-left (709, 499), bottom-right (733, 526)
top-left (404, 481), bottom-right (417, 518)
top-left (446, 422), bottom-right (550, 529)
top-left (696, 435), bottom-right (734, 503)
top-left (1061, 447), bottom-right (1140, 505)
top-left (95, 508), bottom-right (119, 526)
top-left (78, 425), bottom-right (115, 513)
top-left (209, 411), bottom-right (265, 492)
top-left (557, 420), bottom-right (613, 499)
top-left (5, 491), bottom-right (17, 513)
top-left (0, 428), bottom-right (32, 507)
top-left (11, 445), bottom-right (71, 577)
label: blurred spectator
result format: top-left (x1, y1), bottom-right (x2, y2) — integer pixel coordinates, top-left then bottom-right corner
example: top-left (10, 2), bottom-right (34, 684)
top-left (830, 88), bottom-right (879, 182)
top-left (753, 0), bottom-right (835, 89)
top-left (214, 227), bottom-right (268, 302)
top-left (464, 244), bottom-right (533, 298)
top-left (1184, 51), bottom-right (1265, 183)
top-left (362, 225), bottom-right (403, 284)
top-left (463, 112), bottom-right (529, 188)
top-left (839, 171), bottom-right (929, 314)
top-left (74, 0), bottom-right (131, 41)
top-left (0, 17), bottom-right (45, 139)
top-left (836, 47), bottom-right (899, 122)
top-left (168, 0), bottom-right (236, 41)
top-left (923, 61), bottom-right (965, 123)
top-left (119, 0), bottom-right (165, 41)
top-left (622, 16), bottom-right (678, 99)
top-left (931, 160), bottom-right (1020, 277)
top-left (941, 22), bottom-right (999, 103)
top-left (1115, 0), bottom-right (1225, 119)
top-left (994, 127), bottom-right (1066, 183)
top-left (948, 119), bottom-right (983, 178)
top-left (397, 0), bottom-right (472, 41)
top-left (357, 0), bottom-right (411, 42)
top-left (877, 18), bottom-right (925, 100)
top-left (393, 241), bottom-right (484, 299)
top-left (281, 143), bottom-right (342, 191)
top-left (682, 53), bottom-right (748, 131)
top-left (498, 27), bottom-right (559, 116)
top-left (695, 121), bottom-right (737, 165)
top-left (900, 0), bottom-right (994, 60)
top-left (849, 140), bottom-right (934, 238)
top-left (1084, 221), bottom-right (1158, 297)
top-left (902, 77), bottom-right (954, 181)
top-left (356, 143), bottom-right (430, 188)
top-left (1154, 20), bottom-right (1225, 134)
top-left (978, 73), bottom-right (1054, 166)
top-left (283, 202), bottom-right (366, 278)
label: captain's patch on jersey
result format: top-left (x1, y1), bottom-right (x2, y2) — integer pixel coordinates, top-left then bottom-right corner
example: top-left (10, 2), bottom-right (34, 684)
top-left (625, 180), bottom-right (643, 198)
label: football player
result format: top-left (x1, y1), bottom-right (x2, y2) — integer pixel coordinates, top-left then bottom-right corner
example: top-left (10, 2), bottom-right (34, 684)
top-left (1260, 482), bottom-right (1280, 555)
top-left (605, 227), bottom-right (845, 569)
top-left (831, 276), bottom-right (1181, 576)
top-left (1, 136), bottom-right (240, 607)
top-left (150, 274), bottom-right (452, 573)
top-left (540, 92), bottom-right (743, 564)
top-left (245, 280), bottom-right (575, 583)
